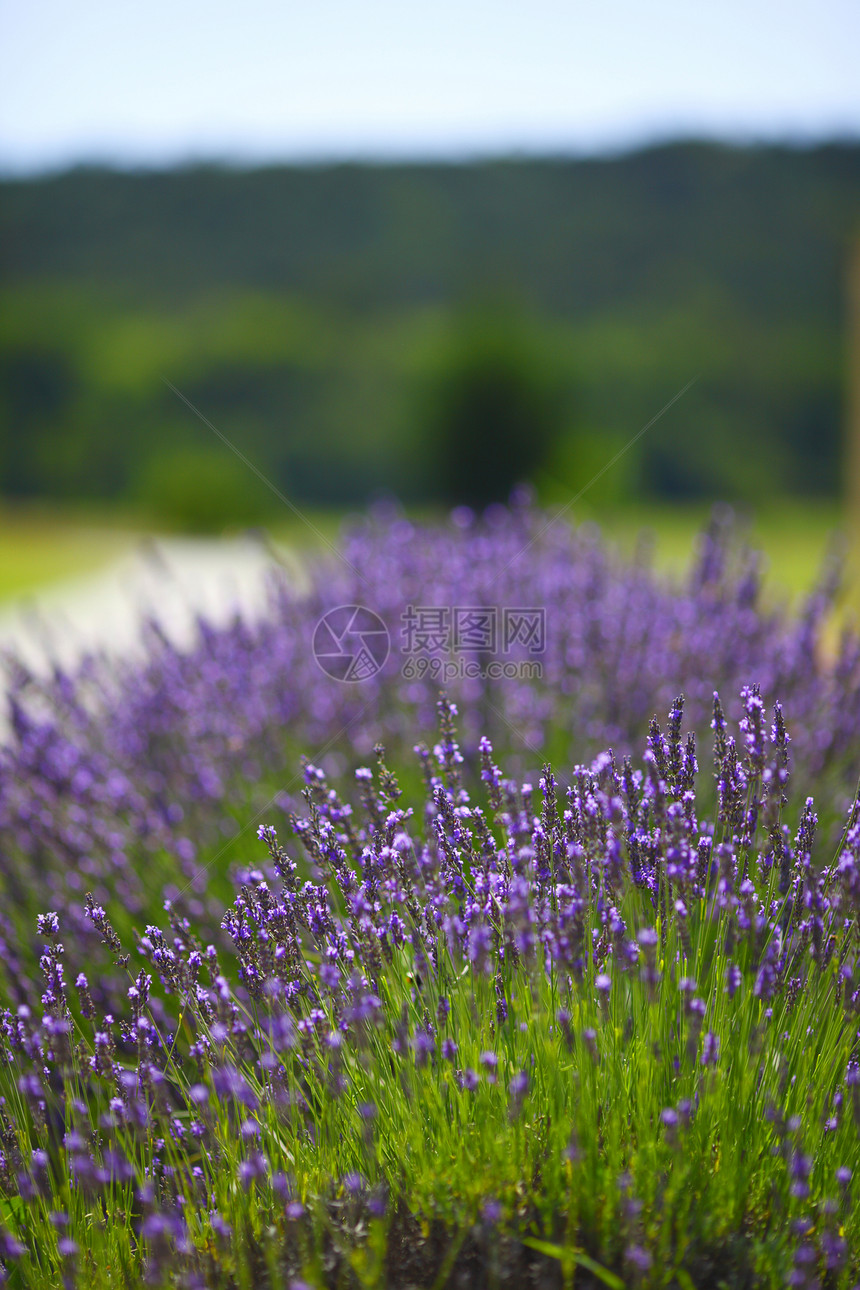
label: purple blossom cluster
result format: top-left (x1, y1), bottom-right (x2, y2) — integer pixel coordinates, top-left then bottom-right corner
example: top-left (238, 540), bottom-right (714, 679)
top-left (0, 693), bottom-right (858, 1283)
top-left (0, 501), bottom-right (857, 945)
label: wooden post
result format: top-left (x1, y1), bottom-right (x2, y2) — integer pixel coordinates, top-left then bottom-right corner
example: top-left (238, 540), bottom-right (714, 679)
top-left (848, 234), bottom-right (860, 537)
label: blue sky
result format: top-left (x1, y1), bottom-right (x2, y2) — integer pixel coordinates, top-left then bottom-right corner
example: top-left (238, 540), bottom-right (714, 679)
top-left (1, 0), bottom-right (858, 172)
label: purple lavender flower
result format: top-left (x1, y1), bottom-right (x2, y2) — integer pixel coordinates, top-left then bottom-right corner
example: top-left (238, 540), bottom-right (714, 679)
top-left (700, 1031), bottom-right (720, 1067)
top-left (625, 1244), bottom-right (652, 1272)
top-left (481, 1198), bottom-right (502, 1225)
top-left (789, 1152), bottom-right (813, 1199)
top-left (508, 1071), bottom-right (529, 1100)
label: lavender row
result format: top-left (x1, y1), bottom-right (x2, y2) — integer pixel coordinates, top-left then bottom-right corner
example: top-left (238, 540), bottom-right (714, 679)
top-left (0, 502), bottom-right (857, 948)
top-left (0, 694), bottom-right (858, 1284)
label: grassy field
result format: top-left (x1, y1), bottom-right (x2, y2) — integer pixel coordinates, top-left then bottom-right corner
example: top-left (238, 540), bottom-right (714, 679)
top-left (0, 504), bottom-right (141, 603)
top-left (0, 498), bottom-right (856, 610)
top-left (585, 500), bottom-right (858, 608)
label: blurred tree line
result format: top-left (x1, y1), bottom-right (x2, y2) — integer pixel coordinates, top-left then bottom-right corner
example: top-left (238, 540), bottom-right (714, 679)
top-left (1, 142), bottom-right (858, 527)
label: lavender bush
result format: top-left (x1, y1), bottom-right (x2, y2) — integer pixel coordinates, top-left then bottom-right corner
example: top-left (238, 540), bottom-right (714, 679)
top-left (1, 695), bottom-right (859, 1287)
top-left (0, 503), bottom-right (859, 1286)
top-left (1, 501), bottom-right (858, 931)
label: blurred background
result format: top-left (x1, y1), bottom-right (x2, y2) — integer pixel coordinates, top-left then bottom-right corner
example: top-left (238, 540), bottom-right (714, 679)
top-left (1, 0), bottom-right (859, 622)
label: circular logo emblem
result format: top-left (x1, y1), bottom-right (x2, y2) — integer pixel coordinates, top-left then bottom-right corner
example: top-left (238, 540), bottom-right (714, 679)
top-left (312, 605), bottom-right (390, 682)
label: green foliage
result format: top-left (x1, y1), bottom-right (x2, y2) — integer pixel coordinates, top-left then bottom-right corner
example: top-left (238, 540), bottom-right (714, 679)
top-left (135, 445), bottom-right (274, 533)
top-left (539, 427), bottom-right (637, 506)
top-left (0, 142), bottom-right (858, 520)
top-left (417, 306), bottom-right (569, 505)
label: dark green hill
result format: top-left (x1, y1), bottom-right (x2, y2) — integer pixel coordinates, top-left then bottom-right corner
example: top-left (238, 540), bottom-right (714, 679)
top-left (1, 142), bottom-right (859, 517)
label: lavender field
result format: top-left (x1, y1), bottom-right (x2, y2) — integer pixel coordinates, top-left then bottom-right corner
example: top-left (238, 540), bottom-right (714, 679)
top-left (1, 500), bottom-right (859, 1288)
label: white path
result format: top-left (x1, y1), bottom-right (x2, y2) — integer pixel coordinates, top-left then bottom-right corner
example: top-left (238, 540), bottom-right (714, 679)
top-left (0, 533), bottom-right (307, 675)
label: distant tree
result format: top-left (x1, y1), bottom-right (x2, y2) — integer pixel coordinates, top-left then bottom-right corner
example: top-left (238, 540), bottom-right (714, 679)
top-left (135, 444), bottom-right (272, 533)
top-left (422, 308), bottom-right (566, 507)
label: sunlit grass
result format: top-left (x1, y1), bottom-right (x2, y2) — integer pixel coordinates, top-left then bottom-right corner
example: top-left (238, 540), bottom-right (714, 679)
top-left (1, 497), bottom-right (857, 614)
top-left (0, 504), bottom-right (140, 603)
top-left (583, 501), bottom-right (856, 604)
